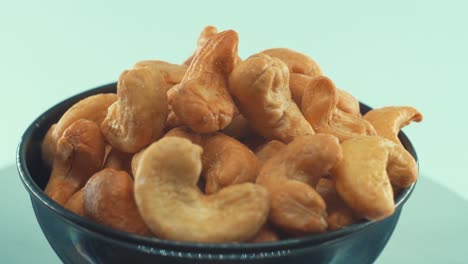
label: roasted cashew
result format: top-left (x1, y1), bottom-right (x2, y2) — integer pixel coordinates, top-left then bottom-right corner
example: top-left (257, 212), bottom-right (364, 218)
top-left (257, 134), bottom-right (342, 234)
top-left (363, 106), bottom-right (423, 145)
top-left (255, 140), bottom-right (286, 166)
top-left (302, 76), bottom-right (376, 142)
top-left (102, 147), bottom-right (133, 176)
top-left (165, 127), bottom-right (260, 194)
top-left (248, 224), bottom-right (279, 243)
top-left (134, 60), bottom-right (188, 92)
top-left (228, 53), bottom-right (314, 142)
top-left (134, 137), bottom-right (269, 242)
top-left (184, 25), bottom-right (219, 65)
top-left (83, 168), bottom-right (151, 236)
top-left (44, 119), bottom-right (106, 205)
top-left (316, 178), bottom-right (357, 230)
top-left (261, 48), bottom-right (322, 77)
top-left (331, 136), bottom-right (418, 220)
top-left (172, 30), bottom-right (239, 132)
top-left (64, 188), bottom-right (85, 217)
top-left (41, 94), bottom-right (117, 167)
top-left (101, 67), bottom-right (168, 153)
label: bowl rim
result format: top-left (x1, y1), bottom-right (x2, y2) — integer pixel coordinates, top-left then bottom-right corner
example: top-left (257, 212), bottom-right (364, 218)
top-left (16, 82), bottom-right (418, 254)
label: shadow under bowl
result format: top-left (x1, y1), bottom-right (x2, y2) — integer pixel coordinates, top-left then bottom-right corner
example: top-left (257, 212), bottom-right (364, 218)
top-left (17, 82), bottom-right (418, 264)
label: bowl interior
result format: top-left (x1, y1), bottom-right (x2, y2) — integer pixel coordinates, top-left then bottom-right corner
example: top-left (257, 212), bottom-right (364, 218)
top-left (17, 82), bottom-right (418, 253)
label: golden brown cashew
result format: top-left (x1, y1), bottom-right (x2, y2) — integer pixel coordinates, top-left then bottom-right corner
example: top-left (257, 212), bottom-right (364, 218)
top-left (184, 25), bottom-right (219, 65)
top-left (315, 178), bottom-right (357, 230)
top-left (331, 136), bottom-right (418, 220)
top-left (165, 127), bottom-right (260, 194)
top-left (302, 76), bottom-right (376, 142)
top-left (102, 147), bottom-right (133, 176)
top-left (134, 137), bottom-right (269, 242)
top-left (228, 53), bottom-right (314, 142)
top-left (172, 30), bottom-right (239, 132)
top-left (290, 74), bottom-right (360, 116)
top-left (41, 94), bottom-right (117, 167)
top-left (257, 134), bottom-right (342, 235)
top-left (101, 67), bottom-right (168, 153)
top-left (261, 48), bottom-right (322, 77)
top-left (134, 60), bottom-right (188, 92)
top-left (363, 106), bottom-right (423, 145)
top-left (44, 119), bottom-right (105, 205)
top-left (83, 169), bottom-right (152, 236)
top-left (64, 188), bottom-right (85, 217)
top-left (255, 140), bottom-right (286, 166)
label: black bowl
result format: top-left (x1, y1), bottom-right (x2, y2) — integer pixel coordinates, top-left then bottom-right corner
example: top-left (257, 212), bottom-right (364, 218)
top-left (17, 82), bottom-right (418, 264)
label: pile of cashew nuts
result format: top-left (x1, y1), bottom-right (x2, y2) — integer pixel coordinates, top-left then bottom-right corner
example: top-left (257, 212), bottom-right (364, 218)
top-left (41, 26), bottom-right (423, 243)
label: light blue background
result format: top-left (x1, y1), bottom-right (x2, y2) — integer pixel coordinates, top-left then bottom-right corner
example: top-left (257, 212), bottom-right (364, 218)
top-left (1, 0), bottom-right (467, 263)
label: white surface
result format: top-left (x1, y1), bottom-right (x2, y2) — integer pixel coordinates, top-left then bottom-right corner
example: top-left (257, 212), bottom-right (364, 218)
top-left (1, 1), bottom-right (467, 200)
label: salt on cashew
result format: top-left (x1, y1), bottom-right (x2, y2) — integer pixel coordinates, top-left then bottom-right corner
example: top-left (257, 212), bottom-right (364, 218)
top-left (302, 76), bottom-right (376, 142)
top-left (228, 53), bottom-right (314, 143)
top-left (330, 136), bottom-right (418, 220)
top-left (257, 134), bottom-right (342, 235)
top-left (315, 178), bottom-right (357, 230)
top-left (134, 137), bottom-right (269, 242)
top-left (64, 188), bottom-right (85, 217)
top-left (165, 127), bottom-right (260, 194)
top-left (363, 106), bottom-right (423, 145)
top-left (172, 30), bottom-right (239, 133)
top-left (83, 168), bottom-right (152, 236)
top-left (255, 140), bottom-right (286, 166)
top-left (134, 60), bottom-right (188, 92)
top-left (261, 48), bottom-right (322, 77)
top-left (184, 25), bottom-right (219, 66)
top-left (44, 119), bottom-right (106, 205)
top-left (41, 94), bottom-right (117, 167)
top-left (248, 224), bottom-right (279, 243)
top-left (290, 74), bottom-right (360, 116)
top-left (101, 66), bottom-right (168, 153)
top-left (102, 147), bottom-right (133, 176)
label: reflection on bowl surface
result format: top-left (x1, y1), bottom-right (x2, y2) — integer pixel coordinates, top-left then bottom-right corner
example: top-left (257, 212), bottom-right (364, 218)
top-left (17, 82), bottom-right (418, 264)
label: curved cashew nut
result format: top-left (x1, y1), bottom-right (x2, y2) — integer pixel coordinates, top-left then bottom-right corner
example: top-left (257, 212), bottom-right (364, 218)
top-left (257, 134), bottom-right (342, 234)
top-left (255, 140), bottom-right (286, 166)
top-left (101, 67), bottom-right (168, 153)
top-left (228, 53), bottom-right (314, 142)
top-left (302, 76), bottom-right (376, 142)
top-left (331, 136), bottom-right (418, 220)
top-left (41, 94), bottom-right (117, 167)
top-left (83, 168), bottom-right (152, 236)
top-left (316, 178), bottom-right (357, 230)
top-left (134, 60), bottom-right (188, 92)
top-left (134, 137), bottom-right (269, 242)
top-left (172, 30), bottom-right (239, 132)
top-left (184, 25), bottom-right (219, 65)
top-left (64, 188), bottom-right (85, 217)
top-left (44, 119), bottom-right (105, 205)
top-left (261, 48), bottom-right (322, 77)
top-left (165, 127), bottom-right (260, 194)
top-left (363, 106), bottom-right (423, 145)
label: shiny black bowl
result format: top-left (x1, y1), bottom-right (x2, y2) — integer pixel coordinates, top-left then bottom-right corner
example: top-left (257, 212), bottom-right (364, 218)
top-left (17, 82), bottom-right (418, 264)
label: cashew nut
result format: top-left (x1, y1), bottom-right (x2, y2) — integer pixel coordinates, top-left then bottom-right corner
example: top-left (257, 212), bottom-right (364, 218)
top-left (257, 134), bottom-right (342, 234)
top-left (228, 53), bottom-right (314, 142)
top-left (41, 94), bottom-right (117, 167)
top-left (64, 188), bottom-right (85, 217)
top-left (261, 48), bottom-right (322, 77)
top-left (363, 106), bottom-right (423, 145)
top-left (249, 224), bottom-right (279, 243)
top-left (302, 76), bottom-right (376, 142)
top-left (83, 168), bottom-right (152, 236)
top-left (315, 178), bottom-right (357, 230)
top-left (331, 136), bottom-right (418, 220)
top-left (165, 127), bottom-right (260, 194)
top-left (221, 114), bottom-right (255, 140)
top-left (134, 137), bottom-right (269, 242)
top-left (184, 25), bottom-right (219, 66)
top-left (102, 147), bottom-right (133, 176)
top-left (101, 67), bottom-right (168, 153)
top-left (172, 30), bottom-right (239, 132)
top-left (44, 119), bottom-right (105, 205)
top-left (255, 140), bottom-right (286, 166)
top-left (134, 60), bottom-right (187, 92)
